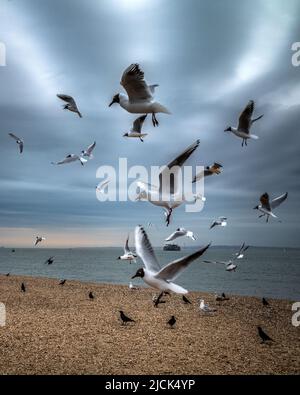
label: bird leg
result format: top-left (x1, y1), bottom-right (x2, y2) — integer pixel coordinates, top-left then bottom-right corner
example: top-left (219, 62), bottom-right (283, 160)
top-left (152, 113), bottom-right (159, 127)
top-left (245, 139), bottom-right (248, 146)
top-left (241, 139), bottom-right (244, 147)
top-left (165, 208), bottom-right (173, 226)
top-left (266, 215), bottom-right (269, 223)
top-left (154, 291), bottom-right (164, 308)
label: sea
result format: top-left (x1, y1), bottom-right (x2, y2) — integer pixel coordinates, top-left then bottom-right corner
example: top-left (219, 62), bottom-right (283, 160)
top-left (0, 246), bottom-right (299, 300)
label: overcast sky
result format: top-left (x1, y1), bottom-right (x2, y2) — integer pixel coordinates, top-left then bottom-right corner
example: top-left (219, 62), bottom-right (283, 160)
top-left (0, 0), bottom-right (299, 247)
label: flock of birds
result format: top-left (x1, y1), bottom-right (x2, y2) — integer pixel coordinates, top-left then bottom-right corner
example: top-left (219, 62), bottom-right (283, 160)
top-left (6, 63), bottom-right (289, 346)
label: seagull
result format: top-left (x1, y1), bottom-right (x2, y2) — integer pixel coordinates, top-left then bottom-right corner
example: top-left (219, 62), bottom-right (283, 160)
top-left (234, 242), bottom-right (250, 259)
top-left (257, 326), bottom-right (274, 344)
top-left (123, 115), bottom-right (148, 142)
top-left (182, 295), bottom-right (192, 304)
top-left (117, 235), bottom-right (137, 263)
top-left (45, 256), bottom-right (55, 265)
top-left (203, 259), bottom-right (238, 272)
top-left (136, 140), bottom-right (200, 226)
top-left (224, 100), bottom-right (263, 147)
top-left (131, 226), bottom-right (210, 301)
top-left (81, 141), bottom-right (96, 159)
top-left (254, 192), bottom-right (288, 223)
top-left (59, 279), bottom-right (66, 286)
top-left (210, 217), bottom-right (227, 229)
top-left (57, 94), bottom-right (82, 118)
top-left (109, 63), bottom-right (170, 127)
top-left (21, 283), bottom-right (26, 293)
top-left (96, 178), bottom-right (110, 194)
top-left (262, 297), bottom-right (270, 307)
top-left (199, 299), bottom-right (216, 313)
top-left (167, 315), bottom-right (176, 328)
top-left (193, 163), bottom-right (223, 183)
top-left (35, 236), bottom-right (45, 246)
top-left (8, 133), bottom-right (24, 153)
top-left (51, 154), bottom-right (88, 166)
top-left (89, 291), bottom-right (94, 300)
top-left (165, 228), bottom-right (196, 242)
top-left (215, 293), bottom-right (229, 302)
top-left (119, 310), bottom-right (135, 325)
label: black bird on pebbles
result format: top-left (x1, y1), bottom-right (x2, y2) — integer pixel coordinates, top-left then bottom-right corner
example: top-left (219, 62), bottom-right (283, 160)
top-left (182, 295), bottom-right (192, 304)
top-left (262, 297), bottom-right (270, 307)
top-left (119, 310), bottom-right (135, 325)
top-left (89, 291), bottom-right (94, 300)
top-left (59, 279), bottom-right (66, 285)
top-left (167, 315), bottom-right (176, 328)
top-left (21, 283), bottom-right (26, 293)
top-left (257, 326), bottom-right (274, 344)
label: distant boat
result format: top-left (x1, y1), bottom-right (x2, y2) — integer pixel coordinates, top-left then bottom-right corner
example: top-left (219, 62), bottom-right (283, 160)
top-left (163, 243), bottom-right (181, 251)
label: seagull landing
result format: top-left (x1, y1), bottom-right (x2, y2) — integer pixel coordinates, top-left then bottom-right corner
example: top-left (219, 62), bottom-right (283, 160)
top-left (51, 154), bottom-right (88, 166)
top-left (57, 94), bottom-right (82, 118)
top-left (224, 100), bottom-right (263, 147)
top-left (8, 133), bottom-right (24, 154)
top-left (109, 64), bottom-right (170, 127)
top-left (132, 226), bottom-right (210, 299)
top-left (123, 115), bottom-right (148, 142)
top-left (117, 235), bottom-right (137, 263)
top-left (254, 192), bottom-right (288, 223)
top-left (210, 216), bottom-right (227, 229)
top-left (165, 228), bottom-right (196, 242)
top-left (136, 140), bottom-right (200, 226)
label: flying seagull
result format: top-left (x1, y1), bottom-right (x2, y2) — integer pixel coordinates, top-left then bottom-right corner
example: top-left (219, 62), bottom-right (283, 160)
top-left (203, 259), bottom-right (238, 272)
top-left (193, 163), bottom-right (222, 183)
top-left (131, 226), bottom-right (210, 301)
top-left (57, 94), bottom-right (82, 118)
top-left (165, 228), bottom-right (196, 242)
top-left (257, 326), bottom-right (274, 344)
top-left (8, 133), bottom-right (24, 153)
top-left (51, 154), bottom-right (88, 166)
top-left (119, 310), bottom-right (135, 325)
top-left (35, 236), bottom-right (45, 246)
top-left (109, 63), bottom-right (170, 127)
top-left (123, 115), bottom-right (148, 142)
top-left (96, 178), bottom-right (110, 194)
top-left (224, 100), bottom-right (263, 146)
top-left (254, 192), bottom-right (288, 222)
top-left (45, 256), bottom-right (55, 265)
top-left (136, 140), bottom-right (200, 226)
top-left (81, 141), bottom-right (96, 159)
top-left (234, 242), bottom-right (250, 259)
top-left (210, 216), bottom-right (227, 229)
top-left (117, 235), bottom-right (137, 263)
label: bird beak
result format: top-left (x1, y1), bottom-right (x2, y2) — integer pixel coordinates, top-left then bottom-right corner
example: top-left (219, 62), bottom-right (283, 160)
top-left (109, 98), bottom-right (116, 107)
top-left (131, 274), bottom-right (138, 279)
top-left (253, 206), bottom-right (258, 210)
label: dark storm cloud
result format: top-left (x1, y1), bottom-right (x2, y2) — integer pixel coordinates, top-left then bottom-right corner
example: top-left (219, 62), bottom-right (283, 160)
top-left (0, 0), bottom-right (299, 247)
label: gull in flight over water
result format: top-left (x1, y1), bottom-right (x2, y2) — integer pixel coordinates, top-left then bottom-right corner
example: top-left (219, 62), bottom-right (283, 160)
top-left (57, 94), bottom-right (82, 118)
top-left (131, 226), bottom-right (210, 301)
top-left (165, 228), bottom-right (196, 242)
top-left (109, 63), bottom-right (171, 127)
top-left (123, 114), bottom-right (148, 142)
top-left (254, 192), bottom-right (288, 223)
top-left (234, 242), bottom-right (250, 259)
top-left (51, 154), bottom-right (88, 166)
top-left (8, 133), bottom-right (24, 153)
top-left (136, 140), bottom-right (200, 226)
top-left (199, 299), bottom-right (216, 313)
top-left (35, 236), bottom-right (46, 246)
top-left (203, 258), bottom-right (238, 272)
top-left (81, 141), bottom-right (96, 159)
top-left (117, 235), bottom-right (137, 263)
top-left (193, 163), bottom-right (222, 183)
top-left (210, 216), bottom-right (227, 229)
top-left (224, 100), bottom-right (263, 147)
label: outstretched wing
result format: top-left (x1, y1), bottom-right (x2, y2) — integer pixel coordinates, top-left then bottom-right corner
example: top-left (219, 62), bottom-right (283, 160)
top-left (124, 235), bottom-right (130, 254)
top-left (9, 133), bottom-right (21, 141)
top-left (159, 139), bottom-right (200, 195)
top-left (86, 141), bottom-right (96, 155)
top-left (57, 94), bottom-right (76, 106)
top-left (132, 114), bottom-right (147, 133)
top-left (135, 226), bottom-right (161, 273)
top-left (121, 64), bottom-right (153, 103)
top-left (271, 192), bottom-right (288, 209)
top-left (238, 100), bottom-right (255, 133)
top-left (155, 244), bottom-right (210, 281)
